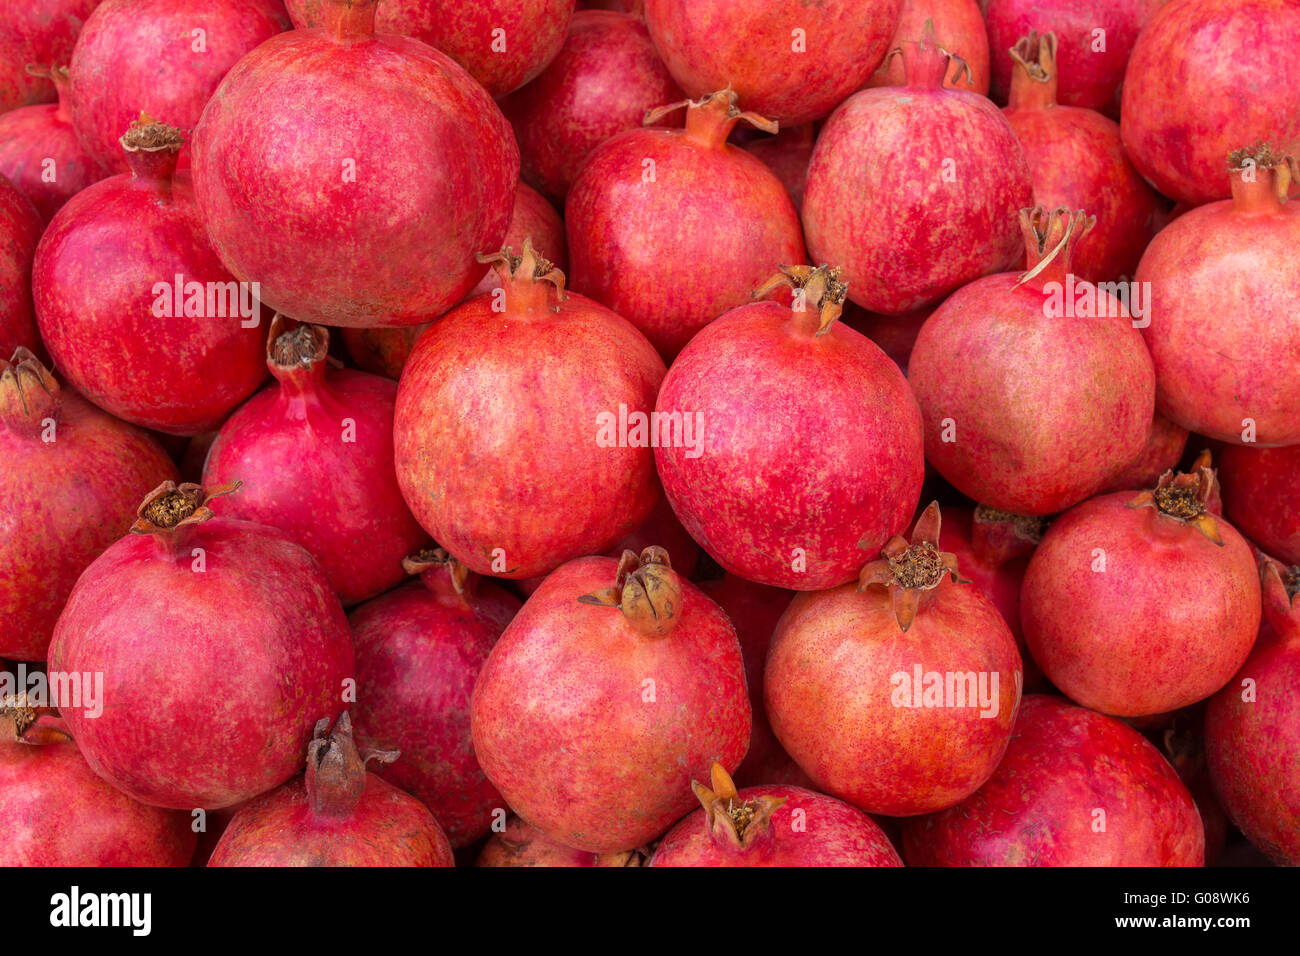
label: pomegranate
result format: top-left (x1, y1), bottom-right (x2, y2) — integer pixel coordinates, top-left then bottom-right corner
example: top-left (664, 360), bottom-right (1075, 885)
top-left (1205, 556), bottom-right (1300, 865)
top-left (765, 503), bottom-right (1023, 816)
top-left (0, 0), bottom-right (99, 114)
top-left (867, 0), bottom-right (990, 94)
top-left (1102, 412), bottom-right (1189, 493)
top-left (191, 0), bottom-right (519, 328)
top-left (394, 241), bottom-right (665, 580)
top-left (840, 302), bottom-right (933, 374)
top-left (202, 318), bottom-right (427, 606)
top-left (1135, 145), bottom-right (1300, 446)
top-left (1219, 443), bottom-right (1300, 565)
top-left (1002, 32), bottom-right (1165, 282)
top-left (655, 265), bottom-right (924, 590)
top-left (739, 123), bottom-right (815, 215)
top-left (902, 695), bottom-right (1205, 865)
top-left (0, 348), bottom-right (177, 662)
top-left (464, 184), bottom-right (567, 300)
top-left (33, 119), bottom-right (268, 435)
top-left (477, 815), bottom-right (647, 867)
top-left (0, 175), bottom-right (43, 358)
top-left (1020, 453), bottom-right (1261, 717)
top-left (643, 0), bottom-right (903, 126)
top-left (802, 22), bottom-right (1034, 314)
top-left (47, 481), bottom-right (355, 809)
top-left (208, 714), bottom-right (454, 867)
top-left (501, 9), bottom-right (684, 204)
top-left (650, 763), bottom-right (903, 867)
top-left (907, 206), bottom-right (1156, 515)
top-left (471, 548), bottom-right (750, 852)
top-left (566, 88), bottom-right (806, 359)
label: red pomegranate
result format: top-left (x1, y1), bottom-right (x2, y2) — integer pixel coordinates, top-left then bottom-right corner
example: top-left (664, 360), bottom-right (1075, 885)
top-left (1002, 32), bottom-right (1165, 282)
top-left (471, 548), bottom-right (750, 852)
top-left (1101, 412), bottom-right (1188, 493)
top-left (190, 0), bottom-right (519, 328)
top-left (1121, 0), bottom-right (1300, 205)
top-left (902, 695), bottom-right (1205, 865)
top-left (907, 206), bottom-right (1155, 515)
top-left (765, 503), bottom-right (1023, 816)
top-left (0, 175), bottom-right (44, 359)
top-left (643, 0), bottom-right (903, 126)
top-left (739, 123), bottom-right (816, 215)
top-left (208, 714), bottom-right (454, 867)
top-left (33, 119), bottom-right (268, 435)
top-left (47, 481), bottom-right (355, 809)
top-left (0, 349), bottom-right (176, 662)
top-left (286, 0), bottom-right (574, 96)
top-left (1219, 443), bottom-right (1300, 565)
top-left (1205, 556), bottom-right (1300, 865)
top-left (649, 763), bottom-right (903, 867)
top-left (477, 815), bottom-right (647, 867)
top-left (566, 88), bottom-right (805, 359)
top-left (1020, 454), bottom-right (1261, 717)
top-left (655, 265), bottom-right (924, 590)
top-left (802, 22), bottom-right (1033, 314)
top-left (394, 242), bottom-right (665, 580)
top-left (0, 0), bottom-right (99, 114)
top-left (866, 0), bottom-right (990, 94)
top-left (840, 302), bottom-right (933, 374)
top-left (1136, 146), bottom-right (1300, 446)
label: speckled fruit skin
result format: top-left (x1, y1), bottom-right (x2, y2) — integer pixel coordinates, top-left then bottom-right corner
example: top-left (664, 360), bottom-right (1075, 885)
top-left (471, 555), bottom-right (750, 853)
top-left (1, 736), bottom-right (196, 866)
top-left (1021, 492), bottom-right (1260, 717)
top-left (477, 814), bottom-right (645, 866)
top-left (651, 784), bottom-right (903, 867)
top-left (0, 178), bottom-right (44, 359)
top-left (902, 695), bottom-right (1205, 865)
top-left (1219, 444), bottom-right (1300, 565)
top-left (643, 0), bottom-right (903, 126)
top-left (739, 124), bottom-right (815, 215)
top-left (1121, 0), bottom-right (1300, 206)
top-left (47, 508), bottom-right (355, 809)
top-left (1101, 412), bottom-right (1188, 493)
top-left (866, 0), bottom-right (990, 94)
top-left (655, 298), bottom-right (924, 590)
top-left (286, 0), bottom-right (574, 97)
top-left (765, 571), bottom-right (1022, 816)
top-left (68, 0), bottom-right (289, 175)
top-left (190, 1), bottom-right (519, 328)
top-left (841, 302), bottom-right (933, 374)
top-left (1135, 166), bottom-right (1300, 446)
top-left (0, 0), bottom-right (100, 114)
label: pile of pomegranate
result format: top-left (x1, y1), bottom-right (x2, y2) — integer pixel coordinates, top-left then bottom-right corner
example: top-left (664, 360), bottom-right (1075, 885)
top-left (2, 0), bottom-right (1296, 871)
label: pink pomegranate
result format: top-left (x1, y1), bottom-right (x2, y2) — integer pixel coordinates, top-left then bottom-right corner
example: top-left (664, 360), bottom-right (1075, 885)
top-left (1205, 556), bottom-right (1300, 865)
top-left (1020, 454), bottom-right (1261, 717)
top-left (739, 123), bottom-right (816, 215)
top-left (0, 0), bottom-right (100, 114)
top-left (33, 119), bottom-right (268, 435)
top-left (1219, 444), bottom-right (1300, 565)
top-left (1135, 146), bottom-right (1300, 446)
top-left (867, 0), bottom-right (990, 94)
top-left (477, 815), bottom-right (647, 867)
top-left (1101, 412), bottom-right (1189, 493)
top-left (47, 481), bottom-right (355, 809)
top-left (802, 22), bottom-right (1034, 314)
top-left (902, 695), bottom-right (1205, 865)
top-left (566, 88), bottom-right (805, 359)
top-left (209, 714), bottom-right (454, 866)
top-left (655, 265), bottom-right (924, 590)
top-left (643, 0), bottom-right (903, 126)
top-left (394, 242), bottom-right (665, 580)
top-left (471, 548), bottom-right (750, 852)
top-left (649, 763), bottom-right (902, 867)
top-left (0, 175), bottom-right (44, 359)
top-left (765, 503), bottom-right (1023, 816)
top-left (0, 348), bottom-right (176, 662)
top-left (191, 0), bottom-right (519, 328)
top-left (907, 206), bottom-right (1156, 515)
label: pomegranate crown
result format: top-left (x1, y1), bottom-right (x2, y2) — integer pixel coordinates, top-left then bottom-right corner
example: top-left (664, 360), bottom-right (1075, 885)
top-left (477, 237), bottom-right (566, 309)
top-left (691, 762), bottom-right (786, 852)
top-left (1012, 205), bottom-right (1095, 290)
top-left (643, 85), bottom-right (778, 137)
top-left (130, 480), bottom-right (242, 535)
top-left (1259, 552), bottom-right (1300, 640)
top-left (879, 18), bottom-right (974, 89)
top-left (1226, 141), bottom-right (1297, 202)
top-left (267, 315), bottom-right (329, 369)
top-left (402, 547), bottom-right (477, 606)
top-left (752, 263), bottom-right (848, 335)
top-left (578, 546), bottom-right (682, 637)
top-left (0, 347), bottom-right (61, 429)
top-left (0, 692), bottom-right (72, 746)
top-left (305, 712), bottom-right (399, 819)
top-left (119, 112), bottom-right (183, 153)
top-left (1126, 449), bottom-right (1224, 545)
top-left (857, 501), bottom-right (967, 632)
top-left (1008, 31), bottom-right (1058, 85)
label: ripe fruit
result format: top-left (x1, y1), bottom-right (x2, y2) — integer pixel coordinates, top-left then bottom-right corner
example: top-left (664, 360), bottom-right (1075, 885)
top-left (0, 175), bottom-right (44, 358)
top-left (1102, 412), bottom-right (1188, 494)
top-left (0, 0), bottom-right (99, 114)
top-left (477, 815), bottom-right (647, 867)
top-left (738, 123), bottom-right (815, 215)
top-left (1218, 443), bottom-right (1300, 565)
top-left (866, 0), bottom-right (990, 94)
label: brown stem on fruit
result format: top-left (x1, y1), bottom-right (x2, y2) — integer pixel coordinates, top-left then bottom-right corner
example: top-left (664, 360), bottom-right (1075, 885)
top-left (477, 237), bottom-right (566, 314)
top-left (322, 0), bottom-right (377, 41)
top-left (1259, 553), bottom-right (1300, 642)
top-left (266, 314), bottom-right (330, 401)
top-left (880, 18), bottom-right (973, 90)
top-left (857, 501), bottom-right (967, 632)
top-left (971, 506), bottom-right (1043, 564)
top-left (751, 264), bottom-right (848, 336)
top-left (120, 114), bottom-right (182, 190)
top-left (0, 347), bottom-right (62, 436)
top-left (130, 480), bottom-right (241, 535)
top-left (1126, 450), bottom-right (1224, 545)
top-left (1012, 206), bottom-right (1094, 291)
top-left (692, 762), bottom-right (785, 854)
top-left (403, 547), bottom-right (475, 608)
top-left (578, 546), bottom-right (682, 638)
top-left (1007, 32), bottom-right (1058, 111)
top-left (644, 87), bottom-right (778, 149)
top-left (0, 693), bottom-right (73, 746)
top-left (306, 713), bottom-right (398, 819)
top-left (1226, 142), bottom-right (1296, 211)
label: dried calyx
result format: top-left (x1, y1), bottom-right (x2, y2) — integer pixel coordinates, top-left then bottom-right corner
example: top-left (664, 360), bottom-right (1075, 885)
top-left (971, 506), bottom-right (1043, 564)
top-left (130, 480), bottom-right (242, 535)
top-left (1227, 141), bottom-right (1297, 204)
top-left (0, 693), bottom-right (72, 745)
top-left (578, 546), bottom-right (682, 637)
top-left (1009, 31), bottom-right (1057, 84)
top-left (1258, 554), bottom-right (1300, 639)
top-left (858, 501), bottom-right (966, 631)
top-left (1013, 205), bottom-right (1095, 290)
top-left (1127, 450), bottom-right (1224, 545)
top-left (269, 315), bottom-right (328, 368)
top-left (403, 547), bottom-right (473, 604)
top-left (306, 712), bottom-right (398, 818)
top-left (0, 347), bottom-right (61, 430)
top-left (880, 18), bottom-right (974, 89)
top-left (644, 86), bottom-right (779, 146)
top-left (477, 237), bottom-right (566, 311)
top-left (752, 263), bottom-right (848, 336)
top-left (692, 762), bottom-right (785, 852)
top-left (119, 113), bottom-right (183, 153)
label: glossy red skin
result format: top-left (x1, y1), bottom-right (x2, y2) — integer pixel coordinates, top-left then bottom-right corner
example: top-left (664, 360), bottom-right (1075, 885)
top-left (208, 771), bottom-right (454, 866)
top-left (866, 0), bottom-right (990, 94)
top-left (803, 83), bottom-right (1033, 314)
top-left (286, 0), bottom-right (574, 97)
top-left (655, 303), bottom-right (924, 590)
top-left (32, 158), bottom-right (268, 435)
top-left (902, 695), bottom-right (1205, 865)
top-left (650, 784), bottom-right (903, 867)
top-left (502, 11), bottom-right (683, 205)
top-left (1121, 0), bottom-right (1300, 205)
top-left (190, 19), bottom-right (518, 328)
top-left (1135, 178), bottom-right (1300, 445)
top-left (0, 0), bottom-right (100, 114)
top-left (1021, 493), bottom-right (1260, 716)
top-left (0, 386), bottom-right (176, 661)
top-left (0, 177), bottom-right (44, 359)
top-left (643, 0), bottom-right (904, 126)
top-left (471, 555), bottom-right (751, 852)
top-left (1100, 412), bottom-right (1188, 493)
top-left (840, 302), bottom-right (931, 374)
top-left (348, 575), bottom-right (520, 848)
top-left (908, 274), bottom-right (1155, 515)
top-left (1, 737), bottom-right (195, 866)
top-left (0, 78), bottom-right (107, 223)
top-left (394, 286), bottom-right (665, 580)
top-left (740, 124), bottom-right (815, 215)
top-left (766, 575), bottom-right (1022, 816)
top-left (47, 516), bottom-right (355, 809)
top-left (566, 124), bottom-right (806, 360)
top-left (477, 815), bottom-right (644, 866)
top-left (1219, 445), bottom-right (1300, 565)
